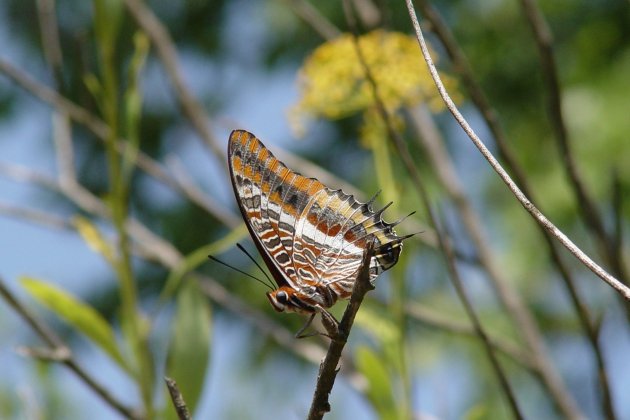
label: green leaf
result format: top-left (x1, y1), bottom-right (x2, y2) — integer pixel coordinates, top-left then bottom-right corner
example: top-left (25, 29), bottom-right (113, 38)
top-left (20, 276), bottom-right (129, 372)
top-left (165, 279), bottom-right (212, 418)
top-left (355, 346), bottom-right (399, 420)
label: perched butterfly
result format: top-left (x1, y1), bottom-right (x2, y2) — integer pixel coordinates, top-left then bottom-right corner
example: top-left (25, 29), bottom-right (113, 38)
top-left (228, 130), bottom-right (413, 318)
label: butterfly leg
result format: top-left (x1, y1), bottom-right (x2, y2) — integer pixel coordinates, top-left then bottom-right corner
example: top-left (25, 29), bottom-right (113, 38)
top-left (294, 307), bottom-right (340, 339)
top-left (295, 313), bottom-right (318, 339)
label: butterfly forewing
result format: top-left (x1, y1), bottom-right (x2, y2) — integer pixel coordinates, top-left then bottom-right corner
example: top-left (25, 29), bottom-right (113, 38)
top-left (228, 129), bottom-right (411, 312)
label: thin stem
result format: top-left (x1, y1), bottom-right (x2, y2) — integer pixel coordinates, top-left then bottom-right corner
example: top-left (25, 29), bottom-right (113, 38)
top-left (404, 301), bottom-right (536, 369)
top-left (93, 6), bottom-right (154, 412)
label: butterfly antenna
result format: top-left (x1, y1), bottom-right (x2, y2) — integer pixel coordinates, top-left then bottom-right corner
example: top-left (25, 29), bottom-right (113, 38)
top-left (236, 243), bottom-right (276, 290)
top-left (207, 254), bottom-right (275, 292)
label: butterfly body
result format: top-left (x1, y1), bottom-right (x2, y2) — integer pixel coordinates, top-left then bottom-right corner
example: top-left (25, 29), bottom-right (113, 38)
top-left (228, 130), bottom-right (412, 314)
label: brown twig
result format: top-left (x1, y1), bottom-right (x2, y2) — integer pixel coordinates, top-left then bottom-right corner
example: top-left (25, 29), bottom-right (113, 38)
top-left (612, 171), bottom-right (624, 270)
top-left (285, 0), bottom-right (341, 40)
top-left (36, 0), bottom-right (63, 87)
top-left (166, 156), bottom-right (241, 228)
top-left (438, 214), bottom-right (524, 419)
top-left (164, 377), bottom-right (191, 420)
top-left (404, 302), bottom-right (536, 370)
top-left (0, 58), bottom-right (240, 228)
top-left (306, 241), bottom-right (375, 420)
top-left (122, 0), bottom-right (223, 160)
top-left (0, 201), bottom-right (72, 230)
top-left (404, 0), bottom-right (630, 301)
top-left (0, 278), bottom-right (142, 420)
top-left (36, 0), bottom-right (76, 189)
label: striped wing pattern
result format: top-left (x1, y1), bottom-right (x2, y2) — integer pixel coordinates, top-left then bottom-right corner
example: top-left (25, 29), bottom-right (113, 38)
top-left (228, 130), bottom-right (410, 313)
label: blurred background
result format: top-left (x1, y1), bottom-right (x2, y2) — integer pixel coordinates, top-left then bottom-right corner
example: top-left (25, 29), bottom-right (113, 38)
top-left (1, 0), bottom-right (629, 419)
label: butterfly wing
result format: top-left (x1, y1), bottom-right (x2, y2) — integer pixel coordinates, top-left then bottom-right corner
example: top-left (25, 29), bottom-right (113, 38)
top-left (228, 130), bottom-right (325, 291)
top-left (228, 130), bottom-right (410, 306)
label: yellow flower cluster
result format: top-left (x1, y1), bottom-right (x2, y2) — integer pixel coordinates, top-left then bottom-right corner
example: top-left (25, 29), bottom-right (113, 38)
top-left (290, 30), bottom-right (459, 136)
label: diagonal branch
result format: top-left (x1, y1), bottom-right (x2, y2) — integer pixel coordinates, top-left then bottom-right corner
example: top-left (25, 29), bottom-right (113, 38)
top-left (164, 377), bottom-right (191, 420)
top-left (122, 0), bottom-right (223, 160)
top-left (0, 278), bottom-right (142, 420)
top-left (0, 58), bottom-right (240, 228)
top-left (518, 0), bottom-right (628, 287)
top-left (409, 3), bottom-right (617, 418)
top-left (404, 0), bottom-right (630, 301)
top-left (307, 241), bottom-right (375, 420)
top-left (344, 2), bottom-right (522, 416)
top-left (404, 301), bottom-right (536, 370)
top-left (407, 105), bottom-right (583, 418)
top-left (284, 0), bottom-right (341, 40)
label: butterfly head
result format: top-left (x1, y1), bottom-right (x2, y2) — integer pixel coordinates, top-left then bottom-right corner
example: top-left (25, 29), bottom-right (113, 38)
top-left (266, 285), bottom-right (337, 314)
top-left (267, 288), bottom-right (310, 314)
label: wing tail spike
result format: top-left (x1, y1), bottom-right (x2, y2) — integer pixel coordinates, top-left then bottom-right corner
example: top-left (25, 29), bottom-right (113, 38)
top-left (373, 201), bottom-right (394, 219)
top-left (389, 211), bottom-right (417, 228)
top-left (365, 189), bottom-right (382, 210)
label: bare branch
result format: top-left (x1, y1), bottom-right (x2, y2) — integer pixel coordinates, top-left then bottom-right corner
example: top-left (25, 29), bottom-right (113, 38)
top-left (36, 0), bottom-right (77, 189)
top-left (0, 58), bottom-right (110, 138)
top-left (410, 3), bottom-right (617, 417)
top-left (284, 0), bottom-right (341, 40)
top-left (518, 0), bottom-right (628, 288)
top-left (36, 0), bottom-right (63, 85)
top-left (438, 215), bottom-right (524, 419)
top-left (0, 278), bottom-right (142, 420)
top-left (307, 241), bottom-right (375, 420)
top-left (166, 156), bottom-right (241, 228)
top-left (404, 0), bottom-right (630, 301)
top-left (0, 58), bottom-right (240, 228)
top-left (16, 345), bottom-right (72, 362)
top-left (0, 201), bottom-right (72, 230)
top-left (344, 2), bottom-right (522, 415)
top-left (164, 377), bottom-right (191, 420)
top-left (404, 302), bottom-right (536, 370)
top-left (122, 0), bottom-right (223, 160)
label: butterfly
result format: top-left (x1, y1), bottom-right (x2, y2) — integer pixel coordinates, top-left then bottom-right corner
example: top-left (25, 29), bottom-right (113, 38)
top-left (227, 129), bottom-right (413, 321)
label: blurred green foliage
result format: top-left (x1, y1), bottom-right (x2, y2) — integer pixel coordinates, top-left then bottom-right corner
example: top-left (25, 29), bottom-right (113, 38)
top-left (1, 0), bottom-right (629, 419)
